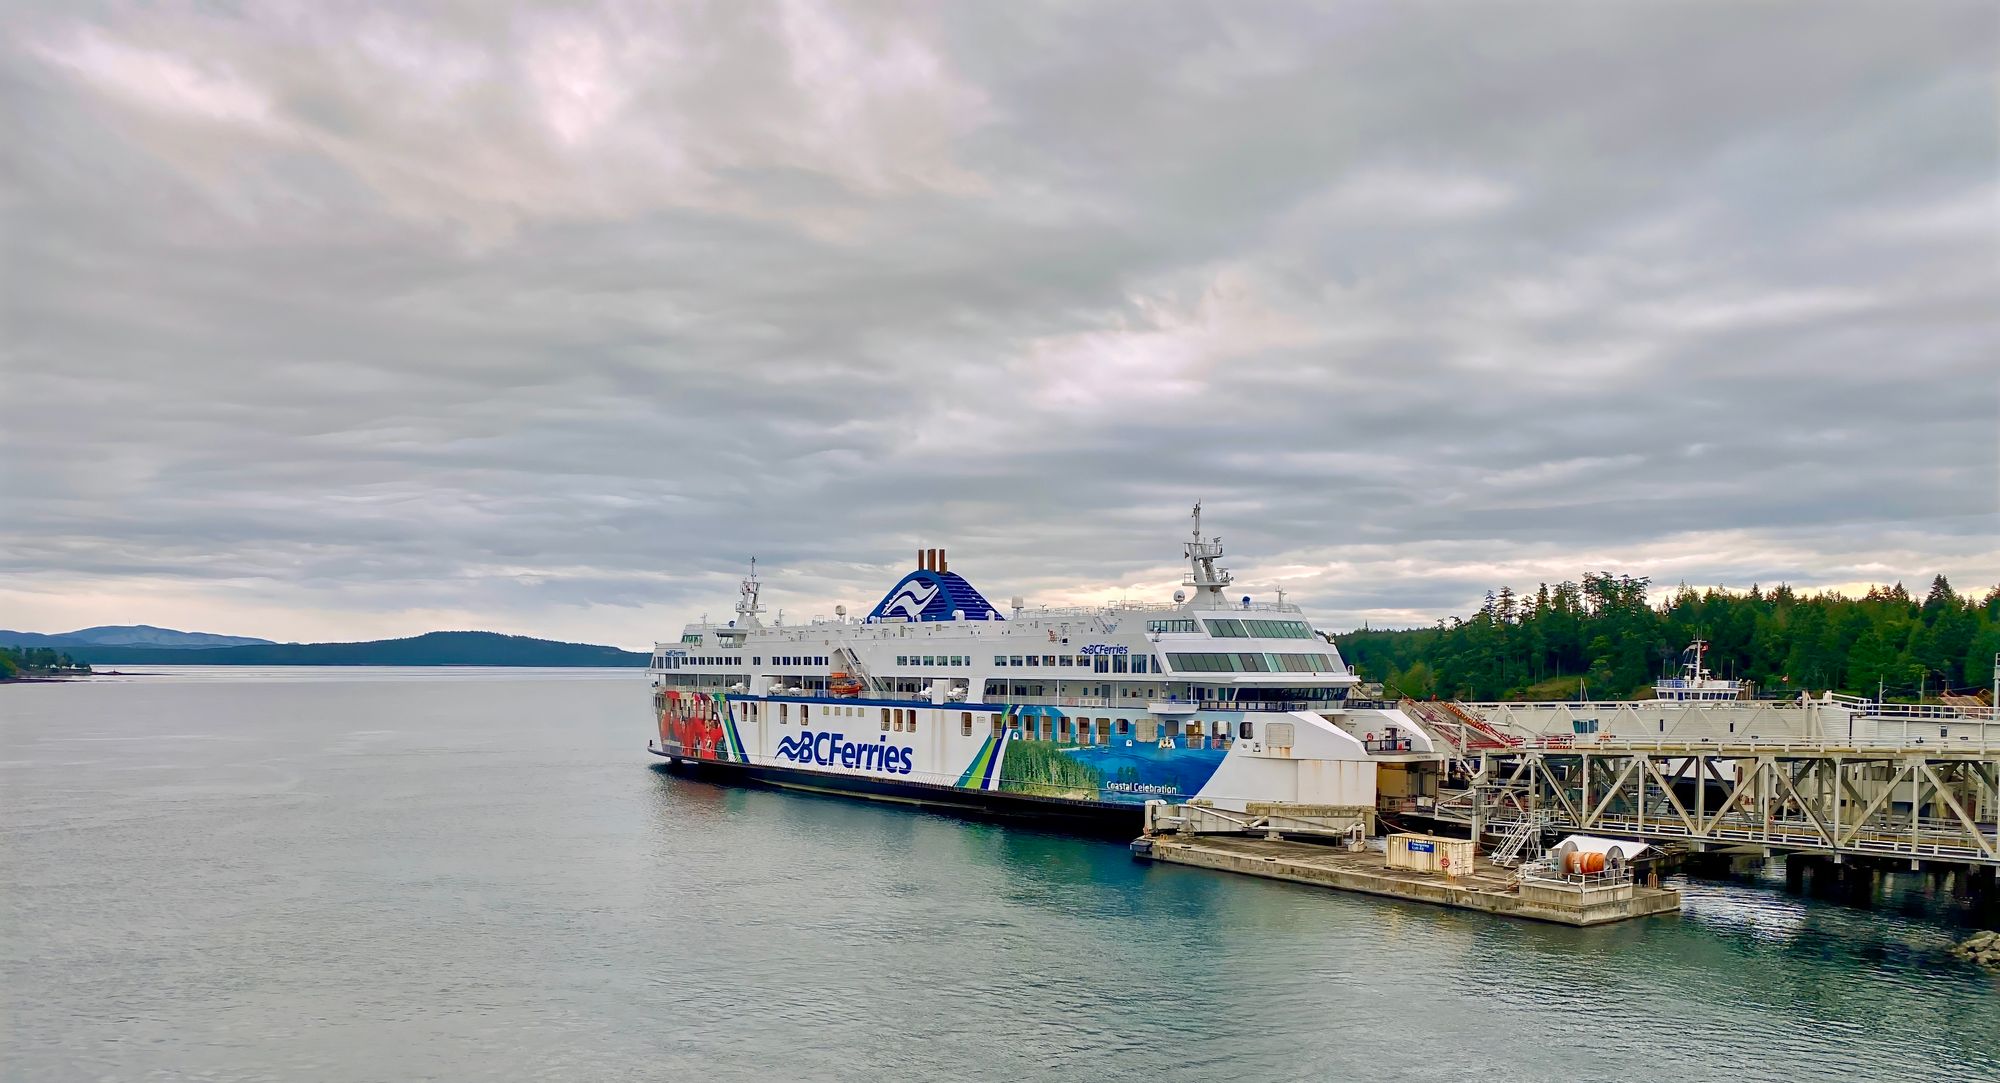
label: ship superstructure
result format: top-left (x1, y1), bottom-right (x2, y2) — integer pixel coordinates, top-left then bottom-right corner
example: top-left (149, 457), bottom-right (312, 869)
top-left (648, 506), bottom-right (1439, 823)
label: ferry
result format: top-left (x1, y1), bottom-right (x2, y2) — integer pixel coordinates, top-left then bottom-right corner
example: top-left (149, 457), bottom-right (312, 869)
top-left (647, 506), bottom-right (1438, 828)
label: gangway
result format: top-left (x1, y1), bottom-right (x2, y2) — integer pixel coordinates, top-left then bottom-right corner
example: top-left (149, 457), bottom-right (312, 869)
top-left (1435, 736), bottom-right (2000, 870)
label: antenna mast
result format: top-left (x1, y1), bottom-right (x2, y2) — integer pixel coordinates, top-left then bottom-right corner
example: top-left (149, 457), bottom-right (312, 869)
top-left (1182, 501), bottom-right (1232, 608)
top-left (735, 557), bottom-right (765, 628)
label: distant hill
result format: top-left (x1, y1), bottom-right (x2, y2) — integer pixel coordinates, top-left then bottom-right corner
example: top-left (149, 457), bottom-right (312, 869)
top-left (53, 631), bottom-right (647, 667)
top-left (0, 625), bottom-right (275, 650)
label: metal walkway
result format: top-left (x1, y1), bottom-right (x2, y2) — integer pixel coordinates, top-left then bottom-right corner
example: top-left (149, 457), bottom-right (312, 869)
top-left (1433, 738), bottom-right (2000, 868)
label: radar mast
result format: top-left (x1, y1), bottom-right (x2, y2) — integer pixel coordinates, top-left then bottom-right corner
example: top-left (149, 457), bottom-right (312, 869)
top-left (1182, 502), bottom-right (1232, 608)
top-left (734, 558), bottom-right (765, 629)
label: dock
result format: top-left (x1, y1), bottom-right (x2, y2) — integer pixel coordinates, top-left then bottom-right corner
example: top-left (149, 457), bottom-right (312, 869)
top-left (1135, 834), bottom-right (1681, 926)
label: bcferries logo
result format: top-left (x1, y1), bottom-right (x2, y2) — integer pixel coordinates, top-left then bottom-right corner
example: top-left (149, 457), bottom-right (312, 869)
top-left (882, 580), bottom-right (940, 619)
top-left (776, 730), bottom-right (914, 775)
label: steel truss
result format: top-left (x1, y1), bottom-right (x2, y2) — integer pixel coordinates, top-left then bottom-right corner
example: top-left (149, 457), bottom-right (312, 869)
top-left (1438, 741), bottom-right (2000, 869)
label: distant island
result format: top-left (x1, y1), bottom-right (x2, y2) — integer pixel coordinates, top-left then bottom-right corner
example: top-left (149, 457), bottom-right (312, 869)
top-left (1, 627), bottom-right (647, 668)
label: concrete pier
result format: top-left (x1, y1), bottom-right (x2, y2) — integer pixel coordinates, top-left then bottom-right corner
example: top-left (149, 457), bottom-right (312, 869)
top-left (1137, 835), bottom-right (1681, 926)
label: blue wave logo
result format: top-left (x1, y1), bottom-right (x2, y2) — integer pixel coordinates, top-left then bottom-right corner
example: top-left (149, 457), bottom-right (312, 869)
top-left (882, 580), bottom-right (940, 619)
top-left (777, 730), bottom-right (914, 775)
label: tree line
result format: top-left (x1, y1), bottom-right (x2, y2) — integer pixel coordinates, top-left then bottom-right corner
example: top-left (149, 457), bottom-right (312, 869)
top-left (1, 646), bottom-right (92, 678)
top-left (1333, 573), bottom-right (2000, 703)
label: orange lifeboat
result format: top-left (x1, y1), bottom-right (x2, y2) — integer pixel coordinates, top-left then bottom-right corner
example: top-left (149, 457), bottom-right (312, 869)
top-left (828, 671), bottom-right (864, 698)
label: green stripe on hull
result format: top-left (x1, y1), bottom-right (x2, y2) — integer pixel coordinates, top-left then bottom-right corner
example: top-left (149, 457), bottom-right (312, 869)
top-left (955, 734), bottom-right (996, 788)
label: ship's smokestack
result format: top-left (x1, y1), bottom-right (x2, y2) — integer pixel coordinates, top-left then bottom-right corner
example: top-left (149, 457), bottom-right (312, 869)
top-left (917, 548), bottom-right (926, 570)
top-left (937, 549), bottom-right (947, 573)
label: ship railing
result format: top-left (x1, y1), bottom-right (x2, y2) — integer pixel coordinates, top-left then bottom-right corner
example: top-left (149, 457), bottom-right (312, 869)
top-left (1517, 858), bottom-right (1632, 888)
top-left (1861, 702), bottom-right (2000, 722)
top-left (1364, 737), bottom-right (1414, 753)
top-left (1198, 699), bottom-right (1344, 713)
top-left (1520, 734), bottom-right (1999, 755)
top-left (1021, 601), bottom-right (1187, 617)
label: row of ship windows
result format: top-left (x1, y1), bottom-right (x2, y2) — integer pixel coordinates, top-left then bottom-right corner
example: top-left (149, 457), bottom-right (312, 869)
top-left (744, 701), bottom-right (1278, 747)
top-left (659, 654), bottom-right (827, 669)
top-left (661, 652), bottom-right (1326, 676)
top-left (994, 654), bottom-right (1160, 673)
top-left (1165, 652), bottom-right (1334, 673)
top-left (1144, 618), bottom-right (1316, 639)
top-left (742, 699), bottom-right (1197, 742)
top-left (746, 702), bottom-right (928, 733)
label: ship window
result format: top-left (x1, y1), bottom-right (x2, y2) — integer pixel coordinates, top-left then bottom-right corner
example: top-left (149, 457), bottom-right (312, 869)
top-left (909, 711), bottom-right (918, 735)
top-left (1011, 656), bottom-right (1025, 666)
top-left (1075, 655), bottom-right (1088, 667)
top-left (1205, 618), bottom-right (1248, 638)
top-left (1239, 720), bottom-right (1255, 740)
top-left (881, 708), bottom-right (890, 731)
top-left (895, 656), bottom-right (906, 666)
top-left (1059, 656), bottom-right (1072, 666)
top-left (1116, 719), bottom-right (1129, 736)
top-left (752, 657), bottom-right (760, 666)
top-left (923, 656), bottom-right (935, 666)
top-left (1147, 619), bottom-right (1199, 634)
top-left (780, 703), bottom-right (789, 723)
top-left (995, 655), bottom-right (1007, 666)
top-left (961, 712), bottom-right (973, 736)
top-left (1025, 656), bottom-right (1039, 667)
top-left (801, 705), bottom-right (809, 723)
top-left (1043, 655), bottom-right (1056, 666)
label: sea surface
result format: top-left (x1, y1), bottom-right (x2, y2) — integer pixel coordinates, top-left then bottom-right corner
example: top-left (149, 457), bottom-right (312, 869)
top-left (4, 668), bottom-right (1998, 1082)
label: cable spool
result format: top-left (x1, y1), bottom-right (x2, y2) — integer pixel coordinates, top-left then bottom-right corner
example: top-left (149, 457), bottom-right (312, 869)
top-left (1564, 850), bottom-right (1608, 875)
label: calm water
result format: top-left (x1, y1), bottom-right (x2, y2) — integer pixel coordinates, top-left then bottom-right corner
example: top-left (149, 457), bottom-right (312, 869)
top-left (4, 669), bottom-right (1998, 1082)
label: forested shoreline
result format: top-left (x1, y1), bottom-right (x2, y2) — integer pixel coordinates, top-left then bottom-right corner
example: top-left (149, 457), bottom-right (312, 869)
top-left (0, 647), bottom-right (93, 679)
top-left (1334, 574), bottom-right (2000, 703)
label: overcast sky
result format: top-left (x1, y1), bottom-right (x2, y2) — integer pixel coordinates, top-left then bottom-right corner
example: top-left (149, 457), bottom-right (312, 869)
top-left (2, 2), bottom-right (1995, 649)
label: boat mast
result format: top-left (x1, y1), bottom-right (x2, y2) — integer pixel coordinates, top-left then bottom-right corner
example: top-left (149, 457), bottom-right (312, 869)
top-left (1183, 502), bottom-right (1232, 609)
top-left (735, 557), bottom-right (765, 629)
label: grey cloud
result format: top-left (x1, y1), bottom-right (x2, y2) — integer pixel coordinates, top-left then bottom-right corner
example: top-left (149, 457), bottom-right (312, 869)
top-left (1, 1), bottom-right (1995, 647)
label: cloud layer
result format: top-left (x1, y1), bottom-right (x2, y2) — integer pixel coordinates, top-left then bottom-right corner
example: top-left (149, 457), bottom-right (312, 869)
top-left (3, 2), bottom-right (1996, 647)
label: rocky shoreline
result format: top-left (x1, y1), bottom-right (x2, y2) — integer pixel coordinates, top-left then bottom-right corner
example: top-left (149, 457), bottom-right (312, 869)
top-left (1950, 931), bottom-right (2000, 966)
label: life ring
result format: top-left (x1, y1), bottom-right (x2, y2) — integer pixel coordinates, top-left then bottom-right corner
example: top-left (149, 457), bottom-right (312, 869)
top-left (1440, 856), bottom-right (1451, 870)
top-left (1366, 732), bottom-right (1376, 742)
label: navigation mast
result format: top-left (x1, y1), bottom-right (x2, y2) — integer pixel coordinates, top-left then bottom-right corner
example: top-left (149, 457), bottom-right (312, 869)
top-left (734, 557), bottom-right (765, 629)
top-left (1182, 502), bottom-right (1232, 608)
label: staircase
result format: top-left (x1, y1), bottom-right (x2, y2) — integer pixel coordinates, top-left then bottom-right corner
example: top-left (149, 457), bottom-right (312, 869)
top-left (833, 644), bottom-right (881, 696)
top-left (1488, 812), bottom-right (1550, 868)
